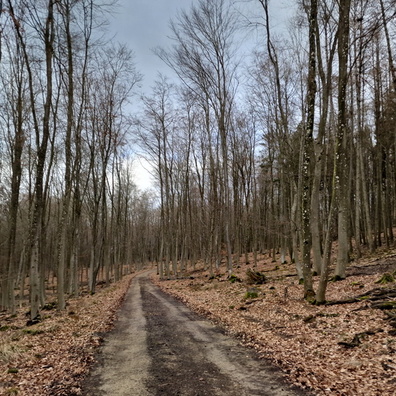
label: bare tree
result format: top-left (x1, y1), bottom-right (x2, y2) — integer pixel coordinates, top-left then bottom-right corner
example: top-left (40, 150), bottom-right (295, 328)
top-left (156, 0), bottom-right (239, 273)
top-left (84, 44), bottom-right (141, 293)
top-left (301, 0), bottom-right (318, 301)
top-left (334, 0), bottom-right (352, 281)
top-left (6, 0), bottom-right (56, 320)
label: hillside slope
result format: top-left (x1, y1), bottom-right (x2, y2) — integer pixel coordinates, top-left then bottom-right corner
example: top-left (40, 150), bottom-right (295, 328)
top-left (154, 251), bottom-right (396, 395)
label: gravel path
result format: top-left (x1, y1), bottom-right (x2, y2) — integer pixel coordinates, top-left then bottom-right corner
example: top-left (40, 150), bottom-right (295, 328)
top-left (82, 271), bottom-right (307, 396)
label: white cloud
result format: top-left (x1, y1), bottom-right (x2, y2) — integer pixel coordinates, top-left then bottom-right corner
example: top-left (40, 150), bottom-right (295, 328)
top-left (133, 157), bottom-right (155, 190)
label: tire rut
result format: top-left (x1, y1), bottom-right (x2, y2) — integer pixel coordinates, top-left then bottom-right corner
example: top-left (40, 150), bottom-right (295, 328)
top-left (142, 278), bottom-right (240, 395)
top-left (140, 276), bottom-right (306, 396)
top-left (82, 271), bottom-right (309, 396)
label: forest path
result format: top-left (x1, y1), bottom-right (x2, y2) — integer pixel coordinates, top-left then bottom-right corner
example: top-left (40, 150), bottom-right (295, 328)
top-left (82, 271), bottom-right (307, 396)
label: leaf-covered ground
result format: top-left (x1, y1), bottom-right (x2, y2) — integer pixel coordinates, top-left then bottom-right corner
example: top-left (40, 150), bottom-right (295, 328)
top-left (153, 251), bottom-right (396, 396)
top-left (0, 274), bottom-right (134, 396)
top-left (1, 251), bottom-right (396, 396)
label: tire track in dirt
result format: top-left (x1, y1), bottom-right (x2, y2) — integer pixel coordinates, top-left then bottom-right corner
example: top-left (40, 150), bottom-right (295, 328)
top-left (83, 271), bottom-right (308, 395)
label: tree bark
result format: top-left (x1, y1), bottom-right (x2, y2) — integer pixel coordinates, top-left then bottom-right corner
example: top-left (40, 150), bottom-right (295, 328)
top-left (335, 0), bottom-right (352, 280)
top-left (301, 0), bottom-right (318, 301)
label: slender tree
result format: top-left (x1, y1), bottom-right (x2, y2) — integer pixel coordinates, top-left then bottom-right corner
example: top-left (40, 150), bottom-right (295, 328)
top-left (334, 0), bottom-right (352, 280)
top-left (156, 0), bottom-right (239, 273)
top-left (301, 0), bottom-right (318, 301)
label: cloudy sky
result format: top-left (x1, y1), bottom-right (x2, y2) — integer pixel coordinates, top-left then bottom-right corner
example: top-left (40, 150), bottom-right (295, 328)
top-left (108, 0), bottom-right (194, 93)
top-left (107, 0), bottom-right (294, 189)
top-left (108, 0), bottom-right (294, 93)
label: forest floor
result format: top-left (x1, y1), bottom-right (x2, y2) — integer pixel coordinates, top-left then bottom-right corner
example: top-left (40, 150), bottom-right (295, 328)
top-left (82, 270), bottom-right (305, 396)
top-left (0, 275), bottom-right (134, 395)
top-left (154, 249), bottom-right (396, 395)
top-left (0, 248), bottom-right (395, 395)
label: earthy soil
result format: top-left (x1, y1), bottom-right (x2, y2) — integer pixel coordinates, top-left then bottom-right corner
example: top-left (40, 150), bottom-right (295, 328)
top-left (153, 250), bottom-right (396, 395)
top-left (1, 248), bottom-right (396, 395)
top-left (347, 255), bottom-right (396, 276)
top-left (82, 271), bottom-right (307, 396)
top-left (0, 273), bottom-right (134, 396)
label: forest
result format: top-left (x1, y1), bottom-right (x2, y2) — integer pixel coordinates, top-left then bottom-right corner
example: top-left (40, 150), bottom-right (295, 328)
top-left (0, 0), bottom-right (395, 319)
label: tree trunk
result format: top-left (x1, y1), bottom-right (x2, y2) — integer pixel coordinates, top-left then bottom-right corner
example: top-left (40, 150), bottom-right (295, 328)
top-left (334, 0), bottom-right (351, 280)
top-left (301, 0), bottom-right (318, 301)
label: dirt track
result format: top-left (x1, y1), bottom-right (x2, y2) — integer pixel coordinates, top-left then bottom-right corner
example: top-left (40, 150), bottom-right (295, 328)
top-left (82, 271), bottom-right (307, 396)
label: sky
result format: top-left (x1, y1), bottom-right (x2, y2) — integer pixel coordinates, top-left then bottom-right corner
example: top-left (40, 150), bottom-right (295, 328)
top-left (108, 1), bottom-right (195, 190)
top-left (108, 0), bottom-right (295, 92)
top-left (107, 0), bottom-right (295, 190)
top-left (108, 0), bottom-right (194, 93)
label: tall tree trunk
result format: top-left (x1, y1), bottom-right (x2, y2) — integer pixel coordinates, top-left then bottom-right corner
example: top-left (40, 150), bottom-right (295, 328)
top-left (335, 0), bottom-right (352, 280)
top-left (4, 54), bottom-right (25, 313)
top-left (311, 18), bottom-right (337, 275)
top-left (9, 0), bottom-right (55, 319)
top-left (301, 0), bottom-right (318, 301)
top-left (57, 0), bottom-right (75, 310)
